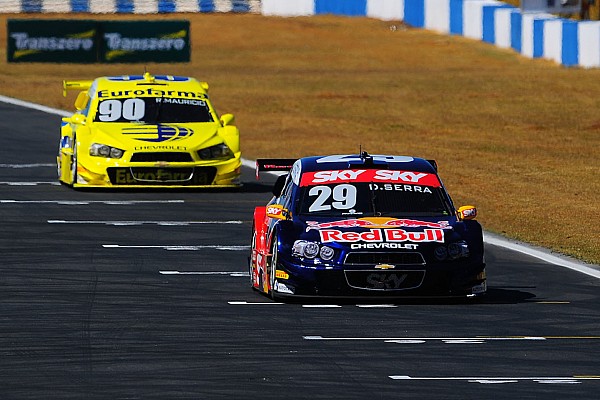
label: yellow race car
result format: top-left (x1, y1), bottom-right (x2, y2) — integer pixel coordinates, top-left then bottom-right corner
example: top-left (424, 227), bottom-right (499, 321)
top-left (57, 72), bottom-right (241, 188)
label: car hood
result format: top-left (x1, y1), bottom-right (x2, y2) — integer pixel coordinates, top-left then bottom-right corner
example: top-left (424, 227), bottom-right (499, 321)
top-left (90, 122), bottom-right (221, 149)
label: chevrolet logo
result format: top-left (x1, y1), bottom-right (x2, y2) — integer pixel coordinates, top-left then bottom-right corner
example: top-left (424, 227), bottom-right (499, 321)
top-left (374, 264), bottom-right (395, 270)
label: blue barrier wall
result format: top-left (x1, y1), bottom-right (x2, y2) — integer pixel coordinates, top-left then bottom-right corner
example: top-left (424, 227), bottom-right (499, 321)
top-left (11, 0), bottom-right (259, 13)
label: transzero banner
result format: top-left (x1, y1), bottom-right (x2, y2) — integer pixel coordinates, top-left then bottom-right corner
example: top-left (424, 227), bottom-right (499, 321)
top-left (7, 19), bottom-right (190, 63)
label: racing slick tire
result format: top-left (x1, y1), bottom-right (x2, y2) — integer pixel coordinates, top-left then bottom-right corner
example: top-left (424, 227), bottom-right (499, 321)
top-left (269, 240), bottom-right (281, 301)
top-left (70, 135), bottom-right (77, 187)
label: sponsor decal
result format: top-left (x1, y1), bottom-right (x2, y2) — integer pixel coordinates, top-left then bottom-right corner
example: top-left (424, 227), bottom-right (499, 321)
top-left (104, 31), bottom-right (187, 61)
top-left (133, 145), bottom-right (187, 151)
top-left (306, 218), bottom-right (450, 231)
top-left (351, 243), bottom-right (418, 250)
top-left (97, 89), bottom-right (206, 99)
top-left (122, 125), bottom-right (193, 143)
top-left (266, 205), bottom-right (288, 220)
top-left (319, 228), bottom-right (444, 244)
top-left (368, 183), bottom-right (432, 194)
top-left (275, 270), bottom-right (289, 280)
top-left (10, 31), bottom-right (95, 59)
top-left (300, 169), bottom-right (440, 187)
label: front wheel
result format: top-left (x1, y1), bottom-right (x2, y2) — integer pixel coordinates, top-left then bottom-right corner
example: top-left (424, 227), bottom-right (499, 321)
top-left (69, 135), bottom-right (78, 186)
top-left (269, 240), bottom-right (280, 301)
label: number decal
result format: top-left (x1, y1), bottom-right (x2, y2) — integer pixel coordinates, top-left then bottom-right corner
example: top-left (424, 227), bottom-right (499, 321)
top-left (308, 184), bottom-right (357, 212)
top-left (309, 186), bottom-right (331, 212)
top-left (98, 99), bottom-right (145, 122)
top-left (332, 184), bottom-right (357, 209)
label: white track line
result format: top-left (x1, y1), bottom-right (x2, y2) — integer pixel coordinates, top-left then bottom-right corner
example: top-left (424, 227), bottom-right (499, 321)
top-left (2, 94), bottom-right (598, 278)
top-left (105, 244), bottom-right (249, 250)
top-left (49, 220), bottom-right (242, 226)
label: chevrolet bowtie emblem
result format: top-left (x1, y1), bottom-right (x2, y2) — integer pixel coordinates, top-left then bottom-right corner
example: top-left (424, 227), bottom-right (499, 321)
top-left (374, 264), bottom-right (395, 270)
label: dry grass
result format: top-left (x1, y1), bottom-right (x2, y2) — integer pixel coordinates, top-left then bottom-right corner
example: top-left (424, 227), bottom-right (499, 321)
top-left (0, 13), bottom-right (598, 264)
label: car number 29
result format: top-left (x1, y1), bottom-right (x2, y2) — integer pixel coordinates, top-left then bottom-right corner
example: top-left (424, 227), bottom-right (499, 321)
top-left (309, 184), bottom-right (357, 212)
top-left (98, 99), bottom-right (145, 122)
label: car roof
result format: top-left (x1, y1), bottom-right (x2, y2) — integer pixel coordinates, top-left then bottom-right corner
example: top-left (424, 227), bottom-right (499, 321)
top-left (296, 154), bottom-right (438, 174)
top-left (91, 73), bottom-right (209, 97)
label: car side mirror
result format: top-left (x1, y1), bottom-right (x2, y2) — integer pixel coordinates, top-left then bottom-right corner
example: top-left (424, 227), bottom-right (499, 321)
top-left (74, 91), bottom-right (89, 111)
top-left (272, 174), bottom-right (287, 197)
top-left (266, 204), bottom-right (290, 220)
top-left (62, 114), bottom-right (86, 125)
top-left (457, 205), bottom-right (478, 220)
top-left (220, 113), bottom-right (235, 126)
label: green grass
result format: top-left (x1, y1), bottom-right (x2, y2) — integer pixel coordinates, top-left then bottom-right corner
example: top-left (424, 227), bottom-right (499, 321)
top-left (0, 13), bottom-right (598, 265)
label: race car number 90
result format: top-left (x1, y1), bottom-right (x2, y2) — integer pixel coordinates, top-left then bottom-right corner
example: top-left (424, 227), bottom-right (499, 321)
top-left (98, 99), bottom-right (145, 122)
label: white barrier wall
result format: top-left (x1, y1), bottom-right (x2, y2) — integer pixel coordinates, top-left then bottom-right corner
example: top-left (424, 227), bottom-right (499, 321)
top-left (494, 7), bottom-right (515, 49)
top-left (425, 0), bottom-right (450, 34)
top-left (463, 0), bottom-right (502, 40)
top-left (579, 22), bottom-right (600, 68)
top-left (262, 0), bottom-right (314, 16)
top-left (367, 0), bottom-right (404, 21)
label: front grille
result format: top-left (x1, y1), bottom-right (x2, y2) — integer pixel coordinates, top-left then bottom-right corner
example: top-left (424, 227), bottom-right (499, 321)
top-left (344, 252), bottom-right (425, 265)
top-left (344, 270), bottom-right (426, 291)
top-left (107, 166), bottom-right (216, 186)
top-left (130, 152), bottom-right (193, 162)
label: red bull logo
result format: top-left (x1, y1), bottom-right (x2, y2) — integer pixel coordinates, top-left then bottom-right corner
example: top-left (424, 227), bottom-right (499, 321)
top-left (306, 218), bottom-right (450, 231)
top-left (319, 228), bottom-right (444, 244)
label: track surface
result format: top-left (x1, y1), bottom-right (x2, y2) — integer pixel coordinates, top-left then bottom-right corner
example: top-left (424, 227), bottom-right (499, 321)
top-left (1, 102), bottom-right (599, 399)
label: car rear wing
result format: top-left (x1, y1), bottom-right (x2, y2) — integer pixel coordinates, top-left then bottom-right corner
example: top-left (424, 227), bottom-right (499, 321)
top-left (63, 80), bottom-right (94, 97)
top-left (255, 158), bottom-right (297, 179)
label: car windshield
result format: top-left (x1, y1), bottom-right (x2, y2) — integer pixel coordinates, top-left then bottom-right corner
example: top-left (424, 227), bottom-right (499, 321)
top-left (296, 170), bottom-right (453, 217)
top-left (93, 97), bottom-right (213, 123)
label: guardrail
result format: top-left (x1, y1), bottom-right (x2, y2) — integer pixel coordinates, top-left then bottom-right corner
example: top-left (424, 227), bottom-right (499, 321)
top-left (261, 0), bottom-right (600, 68)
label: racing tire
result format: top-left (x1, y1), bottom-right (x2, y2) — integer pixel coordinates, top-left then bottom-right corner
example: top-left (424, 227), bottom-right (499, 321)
top-left (269, 239), bottom-right (280, 301)
top-left (249, 228), bottom-right (257, 289)
top-left (70, 136), bottom-right (77, 187)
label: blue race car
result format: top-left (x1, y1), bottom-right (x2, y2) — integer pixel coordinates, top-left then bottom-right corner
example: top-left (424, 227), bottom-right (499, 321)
top-left (250, 153), bottom-right (486, 300)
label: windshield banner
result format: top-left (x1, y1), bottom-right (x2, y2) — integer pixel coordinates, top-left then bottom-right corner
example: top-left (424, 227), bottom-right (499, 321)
top-left (299, 169), bottom-right (441, 187)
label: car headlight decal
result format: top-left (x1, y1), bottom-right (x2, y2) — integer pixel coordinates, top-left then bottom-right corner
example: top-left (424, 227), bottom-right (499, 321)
top-left (434, 240), bottom-right (469, 261)
top-left (89, 143), bottom-right (125, 159)
top-left (197, 143), bottom-right (234, 160)
top-left (293, 240), bottom-right (335, 261)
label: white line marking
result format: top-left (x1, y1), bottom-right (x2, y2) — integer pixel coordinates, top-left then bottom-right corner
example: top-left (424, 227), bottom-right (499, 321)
top-left (484, 232), bottom-right (600, 279)
top-left (2, 200), bottom-right (185, 205)
top-left (228, 301), bottom-right (284, 305)
top-left (0, 163), bottom-right (55, 168)
top-left (50, 220), bottom-right (243, 226)
top-left (303, 336), bottom-right (549, 341)
top-left (104, 244), bottom-right (249, 251)
top-left (3, 95), bottom-right (599, 278)
top-left (160, 271), bottom-right (249, 276)
top-left (0, 94), bottom-right (70, 117)
top-left (0, 181), bottom-right (60, 186)
top-left (389, 376), bottom-right (600, 383)
top-left (356, 304), bottom-right (398, 308)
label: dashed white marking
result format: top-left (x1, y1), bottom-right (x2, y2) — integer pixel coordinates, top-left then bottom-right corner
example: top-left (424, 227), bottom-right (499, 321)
top-left (356, 304), bottom-right (397, 308)
top-left (2, 200), bottom-right (184, 205)
top-left (228, 301), bottom-right (284, 305)
top-left (0, 181), bottom-right (59, 186)
top-left (303, 336), bottom-right (552, 342)
top-left (105, 244), bottom-right (249, 251)
top-left (0, 163), bottom-right (55, 168)
top-left (160, 271), bottom-right (249, 276)
top-left (389, 376), bottom-right (599, 384)
top-left (50, 220), bottom-right (243, 226)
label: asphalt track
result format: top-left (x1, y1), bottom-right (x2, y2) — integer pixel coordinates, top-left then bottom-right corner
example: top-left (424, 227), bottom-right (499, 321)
top-left (1, 100), bottom-right (599, 400)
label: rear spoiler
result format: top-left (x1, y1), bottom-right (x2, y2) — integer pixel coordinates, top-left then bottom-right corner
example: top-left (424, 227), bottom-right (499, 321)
top-left (255, 158), bottom-right (297, 180)
top-left (63, 80), bottom-right (93, 97)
